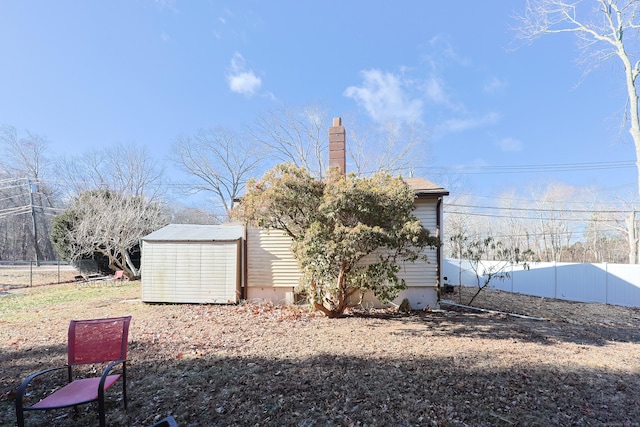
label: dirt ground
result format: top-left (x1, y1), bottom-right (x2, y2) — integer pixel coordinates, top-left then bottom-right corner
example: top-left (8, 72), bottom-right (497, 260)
top-left (1, 280), bottom-right (640, 427)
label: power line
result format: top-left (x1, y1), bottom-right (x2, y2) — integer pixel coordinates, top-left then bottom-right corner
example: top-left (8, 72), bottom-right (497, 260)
top-left (0, 177), bottom-right (28, 185)
top-left (0, 182), bottom-right (29, 191)
top-left (0, 205), bottom-right (30, 214)
top-left (453, 183), bottom-right (638, 203)
top-left (447, 230), bottom-right (594, 240)
top-left (0, 206), bottom-right (30, 219)
top-left (424, 160), bottom-right (635, 175)
top-left (444, 210), bottom-right (623, 222)
top-left (447, 203), bottom-right (631, 214)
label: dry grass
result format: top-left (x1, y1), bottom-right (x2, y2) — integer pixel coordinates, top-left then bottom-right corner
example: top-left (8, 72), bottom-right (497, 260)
top-left (1, 282), bottom-right (640, 426)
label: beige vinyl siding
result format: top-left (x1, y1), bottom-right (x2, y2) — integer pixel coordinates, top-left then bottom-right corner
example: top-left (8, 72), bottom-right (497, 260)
top-left (399, 198), bottom-right (439, 288)
top-left (246, 198), bottom-right (440, 291)
top-left (141, 240), bottom-right (241, 303)
top-left (357, 198), bottom-right (439, 289)
top-left (246, 226), bottom-right (301, 288)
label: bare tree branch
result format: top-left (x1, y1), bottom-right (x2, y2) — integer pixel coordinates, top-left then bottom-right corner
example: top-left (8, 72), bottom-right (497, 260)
top-left (344, 116), bottom-right (429, 177)
top-left (171, 127), bottom-right (263, 222)
top-left (57, 143), bottom-right (165, 200)
top-left (52, 190), bottom-right (167, 278)
top-left (515, 0), bottom-right (640, 262)
top-left (247, 104), bottom-right (328, 179)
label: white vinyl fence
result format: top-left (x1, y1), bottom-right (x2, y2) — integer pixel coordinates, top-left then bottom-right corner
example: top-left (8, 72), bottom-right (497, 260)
top-left (443, 258), bottom-right (640, 308)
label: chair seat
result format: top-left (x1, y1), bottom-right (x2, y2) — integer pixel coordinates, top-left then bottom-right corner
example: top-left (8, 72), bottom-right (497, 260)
top-left (31, 375), bottom-right (121, 409)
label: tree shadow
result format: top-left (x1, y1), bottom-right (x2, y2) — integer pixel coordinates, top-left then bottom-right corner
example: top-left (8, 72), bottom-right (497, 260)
top-left (347, 309), bottom-right (640, 346)
top-left (4, 341), bottom-right (639, 426)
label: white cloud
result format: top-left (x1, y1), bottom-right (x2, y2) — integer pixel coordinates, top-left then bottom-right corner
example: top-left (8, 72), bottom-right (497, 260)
top-left (160, 31), bottom-right (171, 42)
top-left (484, 77), bottom-right (507, 94)
top-left (424, 76), bottom-right (448, 105)
top-left (434, 112), bottom-right (501, 135)
top-left (422, 75), bottom-right (464, 111)
top-left (496, 137), bottom-right (523, 152)
top-left (344, 69), bottom-right (423, 123)
top-left (226, 52), bottom-right (262, 97)
top-left (428, 35), bottom-right (471, 67)
top-left (153, 0), bottom-right (177, 13)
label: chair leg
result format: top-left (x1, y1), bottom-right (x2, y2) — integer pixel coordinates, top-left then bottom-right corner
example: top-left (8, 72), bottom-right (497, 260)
top-left (122, 364), bottom-right (128, 410)
top-left (15, 408), bottom-right (25, 427)
top-left (98, 398), bottom-right (106, 427)
top-left (15, 396), bottom-right (25, 427)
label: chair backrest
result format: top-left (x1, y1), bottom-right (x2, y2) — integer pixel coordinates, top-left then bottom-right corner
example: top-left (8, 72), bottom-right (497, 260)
top-left (114, 270), bottom-right (124, 280)
top-left (68, 316), bottom-right (131, 365)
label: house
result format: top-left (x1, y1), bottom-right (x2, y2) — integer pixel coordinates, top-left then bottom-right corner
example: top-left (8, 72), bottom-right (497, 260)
top-left (244, 176), bottom-right (448, 309)
top-left (140, 118), bottom-right (449, 309)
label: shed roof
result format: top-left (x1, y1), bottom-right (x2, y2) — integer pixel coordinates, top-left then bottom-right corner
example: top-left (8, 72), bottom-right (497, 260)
top-left (142, 224), bottom-right (244, 242)
top-left (404, 177), bottom-right (449, 197)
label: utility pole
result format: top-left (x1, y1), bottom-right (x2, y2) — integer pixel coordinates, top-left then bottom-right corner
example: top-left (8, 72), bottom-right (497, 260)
top-left (28, 179), bottom-right (41, 266)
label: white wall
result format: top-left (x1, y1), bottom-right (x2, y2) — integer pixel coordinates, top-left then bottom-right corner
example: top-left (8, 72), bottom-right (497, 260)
top-left (443, 259), bottom-right (640, 308)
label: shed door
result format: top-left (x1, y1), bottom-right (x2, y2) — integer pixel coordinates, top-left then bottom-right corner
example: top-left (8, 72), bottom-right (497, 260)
top-left (142, 240), bottom-right (239, 304)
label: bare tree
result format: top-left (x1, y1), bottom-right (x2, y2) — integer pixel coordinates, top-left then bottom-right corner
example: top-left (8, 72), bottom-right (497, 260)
top-left (345, 116), bottom-right (428, 176)
top-left (494, 190), bottom-right (537, 256)
top-left (529, 183), bottom-right (578, 261)
top-left (171, 127), bottom-right (263, 222)
top-left (247, 104), bottom-right (328, 178)
top-left (57, 143), bottom-right (165, 200)
top-left (166, 205), bottom-right (221, 225)
top-left (444, 194), bottom-right (478, 259)
top-left (446, 183), bottom-right (637, 263)
top-left (600, 198), bottom-right (640, 263)
top-left (516, 0), bottom-right (640, 262)
top-left (517, 0), bottom-right (640, 195)
top-left (0, 126), bottom-right (51, 180)
top-left (0, 126), bottom-right (58, 261)
top-left (582, 210), bottom-right (626, 262)
top-left (625, 209), bottom-right (639, 262)
top-left (51, 190), bottom-right (167, 279)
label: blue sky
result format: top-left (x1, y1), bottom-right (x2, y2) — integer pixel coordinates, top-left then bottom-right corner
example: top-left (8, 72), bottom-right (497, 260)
top-left (0, 1), bottom-right (637, 205)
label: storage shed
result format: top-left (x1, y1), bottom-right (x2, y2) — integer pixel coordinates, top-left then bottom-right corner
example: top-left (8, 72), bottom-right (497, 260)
top-left (141, 224), bottom-right (244, 304)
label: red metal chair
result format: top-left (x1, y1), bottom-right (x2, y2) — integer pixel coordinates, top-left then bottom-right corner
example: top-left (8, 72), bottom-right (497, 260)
top-left (15, 316), bottom-right (132, 427)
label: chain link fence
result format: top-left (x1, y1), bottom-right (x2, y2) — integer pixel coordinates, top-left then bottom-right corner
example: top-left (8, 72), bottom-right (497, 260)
top-left (0, 261), bottom-right (80, 288)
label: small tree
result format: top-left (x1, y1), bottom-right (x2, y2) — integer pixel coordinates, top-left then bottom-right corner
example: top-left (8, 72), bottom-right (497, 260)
top-left (51, 189), bottom-right (167, 279)
top-left (237, 163), bottom-right (440, 318)
top-left (453, 234), bottom-right (536, 306)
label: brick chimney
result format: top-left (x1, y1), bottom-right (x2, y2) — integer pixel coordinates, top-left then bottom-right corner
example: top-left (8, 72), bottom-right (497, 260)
top-left (328, 117), bottom-right (346, 174)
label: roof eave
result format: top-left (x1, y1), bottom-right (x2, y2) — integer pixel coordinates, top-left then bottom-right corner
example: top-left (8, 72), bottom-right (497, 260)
top-left (414, 190), bottom-right (450, 198)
